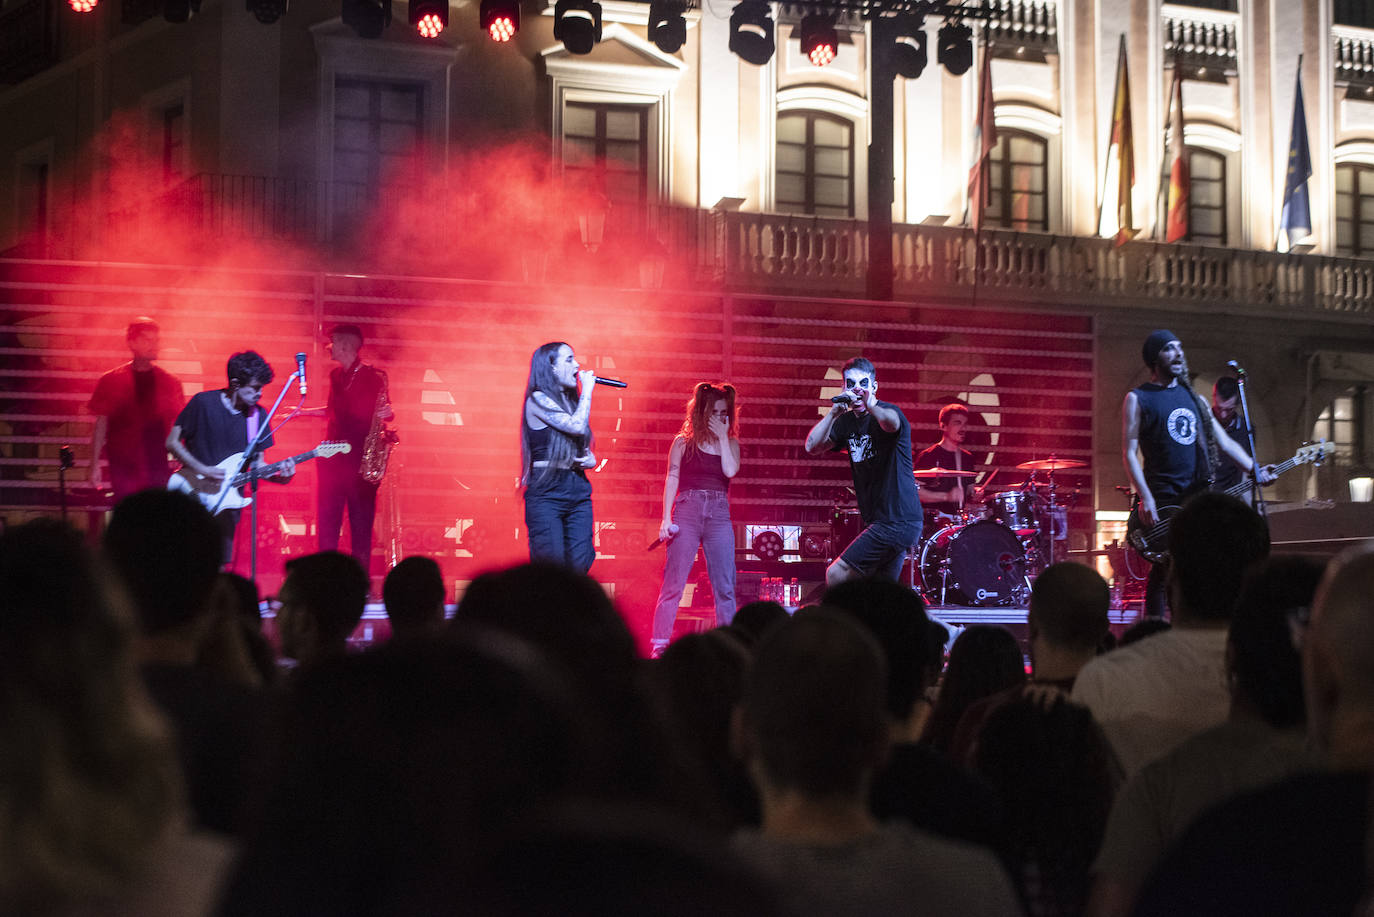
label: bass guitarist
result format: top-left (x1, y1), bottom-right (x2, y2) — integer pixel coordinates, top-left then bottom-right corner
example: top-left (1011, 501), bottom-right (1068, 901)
top-left (1123, 330), bottom-right (1274, 618)
top-left (166, 351), bottom-right (296, 565)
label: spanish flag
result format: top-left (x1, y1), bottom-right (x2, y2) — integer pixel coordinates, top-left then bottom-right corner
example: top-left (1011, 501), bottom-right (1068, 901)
top-left (1164, 69), bottom-right (1189, 243)
top-left (967, 39), bottom-right (998, 232)
top-left (1098, 35), bottom-right (1138, 245)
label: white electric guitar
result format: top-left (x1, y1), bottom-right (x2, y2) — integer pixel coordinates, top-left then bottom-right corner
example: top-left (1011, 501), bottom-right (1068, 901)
top-left (169, 441), bottom-right (351, 514)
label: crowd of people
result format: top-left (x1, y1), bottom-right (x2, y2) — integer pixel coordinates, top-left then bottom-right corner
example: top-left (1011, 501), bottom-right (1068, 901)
top-left (3, 480), bottom-right (1372, 915)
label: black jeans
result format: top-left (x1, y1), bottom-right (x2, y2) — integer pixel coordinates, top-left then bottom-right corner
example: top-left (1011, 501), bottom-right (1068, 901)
top-left (524, 468), bottom-right (594, 573)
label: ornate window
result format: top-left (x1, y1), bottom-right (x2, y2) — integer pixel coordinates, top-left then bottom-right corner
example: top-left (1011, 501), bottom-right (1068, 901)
top-left (984, 129), bottom-right (1048, 232)
top-left (562, 101), bottom-right (649, 208)
top-left (1187, 147), bottom-right (1226, 245)
top-left (775, 111), bottom-right (854, 218)
top-left (1335, 162), bottom-right (1374, 257)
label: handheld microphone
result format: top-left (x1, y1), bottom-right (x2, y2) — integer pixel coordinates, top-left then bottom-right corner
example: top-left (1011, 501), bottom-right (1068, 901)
top-left (594, 376), bottom-right (628, 388)
top-left (830, 392), bottom-right (855, 404)
top-left (1226, 360), bottom-right (1246, 377)
top-left (296, 353), bottom-right (308, 395)
top-left (647, 524), bottom-right (680, 551)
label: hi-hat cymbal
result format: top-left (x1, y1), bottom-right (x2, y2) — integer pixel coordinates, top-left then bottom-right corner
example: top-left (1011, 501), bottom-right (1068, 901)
top-left (913, 467), bottom-right (978, 479)
top-left (1016, 457), bottom-right (1087, 471)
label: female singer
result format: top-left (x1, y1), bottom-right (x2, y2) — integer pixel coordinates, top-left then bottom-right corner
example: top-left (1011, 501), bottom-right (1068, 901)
top-left (649, 383), bottom-right (741, 656)
top-left (520, 342), bottom-right (597, 572)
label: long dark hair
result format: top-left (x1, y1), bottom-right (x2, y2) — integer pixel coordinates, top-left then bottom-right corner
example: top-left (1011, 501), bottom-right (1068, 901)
top-left (521, 342), bottom-right (585, 485)
top-left (679, 382), bottom-right (739, 452)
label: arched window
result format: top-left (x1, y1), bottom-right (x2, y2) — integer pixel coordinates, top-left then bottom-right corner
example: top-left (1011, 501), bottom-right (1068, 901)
top-left (1335, 162), bottom-right (1374, 257)
top-left (984, 129), bottom-right (1048, 232)
top-left (1187, 147), bottom-right (1226, 245)
top-left (776, 112), bottom-right (855, 218)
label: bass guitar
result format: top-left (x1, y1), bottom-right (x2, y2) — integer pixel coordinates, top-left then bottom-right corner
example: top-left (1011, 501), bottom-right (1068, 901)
top-left (1126, 441), bottom-right (1334, 563)
top-left (169, 441), bottom-right (351, 514)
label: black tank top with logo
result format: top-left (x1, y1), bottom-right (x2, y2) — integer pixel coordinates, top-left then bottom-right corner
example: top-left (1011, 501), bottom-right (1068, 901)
top-left (1134, 382), bottom-right (1208, 502)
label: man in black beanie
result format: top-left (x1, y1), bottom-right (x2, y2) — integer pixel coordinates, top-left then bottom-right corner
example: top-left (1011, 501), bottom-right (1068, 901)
top-left (1122, 330), bottom-right (1273, 617)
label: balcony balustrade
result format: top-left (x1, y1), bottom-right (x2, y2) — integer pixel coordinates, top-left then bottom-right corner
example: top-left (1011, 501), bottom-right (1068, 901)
top-left (82, 172), bottom-right (1374, 317)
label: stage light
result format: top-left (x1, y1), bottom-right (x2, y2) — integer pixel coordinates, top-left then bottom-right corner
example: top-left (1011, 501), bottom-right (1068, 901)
top-left (890, 14), bottom-right (927, 79)
top-left (799, 15), bottom-right (837, 67)
top-left (162, 0), bottom-right (200, 22)
top-left (751, 530), bottom-right (784, 560)
top-left (728, 0), bottom-right (774, 66)
top-left (342, 0), bottom-right (390, 37)
top-left (68, 0), bottom-right (97, 13)
top-left (409, 0), bottom-right (447, 37)
top-left (554, 0), bottom-right (602, 55)
top-left (480, 0), bottom-right (517, 41)
top-left (247, 0), bottom-right (286, 23)
top-left (937, 20), bottom-right (972, 75)
top-left (648, 0), bottom-right (686, 53)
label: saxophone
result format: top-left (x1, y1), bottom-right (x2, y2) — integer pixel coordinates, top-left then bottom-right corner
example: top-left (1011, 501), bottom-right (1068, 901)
top-left (360, 370), bottom-right (399, 483)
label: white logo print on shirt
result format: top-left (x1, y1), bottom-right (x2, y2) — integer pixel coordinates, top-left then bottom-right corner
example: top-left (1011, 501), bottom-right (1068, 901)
top-left (848, 433), bottom-right (873, 463)
top-left (1167, 407), bottom-right (1197, 446)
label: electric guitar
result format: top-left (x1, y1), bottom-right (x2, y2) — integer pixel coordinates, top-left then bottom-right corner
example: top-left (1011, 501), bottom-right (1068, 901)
top-left (1126, 441), bottom-right (1334, 563)
top-left (169, 441), bottom-right (351, 514)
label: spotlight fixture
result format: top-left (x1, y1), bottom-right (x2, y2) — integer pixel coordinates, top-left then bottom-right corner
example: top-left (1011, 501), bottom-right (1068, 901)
top-left (553, 0), bottom-right (602, 55)
top-left (342, 0), bottom-right (390, 37)
top-left (728, 0), bottom-right (774, 66)
top-left (247, 0), bottom-right (286, 23)
top-left (751, 530), bottom-right (785, 561)
top-left (799, 14), bottom-right (837, 67)
top-left (937, 20), bottom-right (973, 75)
top-left (890, 14), bottom-right (927, 79)
top-left (68, 0), bottom-right (97, 12)
top-left (409, 0), bottom-right (447, 37)
top-left (480, 0), bottom-right (517, 40)
top-left (162, 0), bottom-right (200, 23)
top-left (647, 0), bottom-right (686, 54)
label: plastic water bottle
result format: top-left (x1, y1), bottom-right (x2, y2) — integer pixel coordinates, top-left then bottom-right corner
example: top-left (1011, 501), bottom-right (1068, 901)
top-left (789, 577), bottom-right (800, 606)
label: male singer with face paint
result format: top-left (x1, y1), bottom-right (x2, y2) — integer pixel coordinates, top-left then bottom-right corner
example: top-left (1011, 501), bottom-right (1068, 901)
top-left (804, 357), bottom-right (923, 586)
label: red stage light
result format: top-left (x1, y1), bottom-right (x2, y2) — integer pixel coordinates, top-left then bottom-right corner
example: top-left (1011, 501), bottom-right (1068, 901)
top-left (69, 0), bottom-right (98, 12)
top-left (808, 41), bottom-right (835, 66)
top-left (487, 14), bottom-right (514, 40)
top-left (799, 15), bottom-right (838, 68)
top-left (416, 10), bottom-right (443, 35)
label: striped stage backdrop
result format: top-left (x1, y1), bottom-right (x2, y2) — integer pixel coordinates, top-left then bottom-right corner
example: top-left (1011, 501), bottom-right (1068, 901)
top-left (0, 259), bottom-right (1094, 618)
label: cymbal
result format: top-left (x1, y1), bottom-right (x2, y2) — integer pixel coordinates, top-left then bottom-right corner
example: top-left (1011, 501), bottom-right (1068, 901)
top-left (1016, 457), bottom-right (1087, 471)
top-left (913, 467), bottom-right (978, 479)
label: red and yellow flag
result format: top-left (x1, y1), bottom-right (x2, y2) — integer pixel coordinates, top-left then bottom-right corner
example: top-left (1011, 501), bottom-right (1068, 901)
top-left (1164, 70), bottom-right (1189, 243)
top-left (1100, 35), bottom-right (1138, 245)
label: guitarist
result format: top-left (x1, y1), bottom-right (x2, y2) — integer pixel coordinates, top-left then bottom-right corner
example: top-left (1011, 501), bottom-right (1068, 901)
top-left (1122, 330), bottom-right (1273, 617)
top-left (166, 351), bottom-right (296, 564)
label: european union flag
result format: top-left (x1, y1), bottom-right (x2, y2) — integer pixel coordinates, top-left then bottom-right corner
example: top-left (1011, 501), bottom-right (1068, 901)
top-left (1279, 64), bottom-right (1312, 250)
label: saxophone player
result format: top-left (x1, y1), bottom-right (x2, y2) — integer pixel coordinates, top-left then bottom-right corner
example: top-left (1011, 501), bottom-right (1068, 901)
top-left (316, 324), bottom-right (394, 575)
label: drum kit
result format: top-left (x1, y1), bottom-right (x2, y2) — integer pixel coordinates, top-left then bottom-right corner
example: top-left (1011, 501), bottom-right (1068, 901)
top-left (909, 456), bottom-right (1083, 607)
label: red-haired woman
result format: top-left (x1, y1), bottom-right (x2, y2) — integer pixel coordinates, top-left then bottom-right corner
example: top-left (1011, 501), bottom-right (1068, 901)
top-left (650, 383), bottom-right (741, 657)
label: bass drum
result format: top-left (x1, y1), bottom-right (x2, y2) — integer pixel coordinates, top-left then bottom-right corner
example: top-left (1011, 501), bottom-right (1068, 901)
top-left (920, 520), bottom-right (1028, 607)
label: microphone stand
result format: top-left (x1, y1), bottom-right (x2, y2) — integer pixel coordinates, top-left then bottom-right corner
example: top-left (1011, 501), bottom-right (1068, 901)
top-left (217, 370), bottom-right (305, 582)
top-left (1234, 369), bottom-right (1266, 518)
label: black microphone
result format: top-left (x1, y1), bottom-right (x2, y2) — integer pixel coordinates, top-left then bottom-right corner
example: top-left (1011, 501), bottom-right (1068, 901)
top-left (594, 376), bottom-right (628, 388)
top-left (1226, 360), bottom-right (1246, 377)
top-left (830, 392), bottom-right (856, 404)
top-left (647, 524), bottom-right (680, 550)
top-left (296, 353), bottom-right (308, 395)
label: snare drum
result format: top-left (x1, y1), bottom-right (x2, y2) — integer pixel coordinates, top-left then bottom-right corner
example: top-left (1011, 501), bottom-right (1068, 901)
top-left (919, 520), bottom-right (1027, 607)
top-left (988, 490), bottom-right (1040, 536)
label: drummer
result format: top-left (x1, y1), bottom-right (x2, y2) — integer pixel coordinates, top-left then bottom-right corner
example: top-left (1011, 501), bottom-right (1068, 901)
top-left (914, 403), bottom-right (980, 529)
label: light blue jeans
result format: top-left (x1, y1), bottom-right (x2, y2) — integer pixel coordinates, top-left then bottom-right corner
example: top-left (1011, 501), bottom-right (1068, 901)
top-left (651, 489), bottom-right (736, 642)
